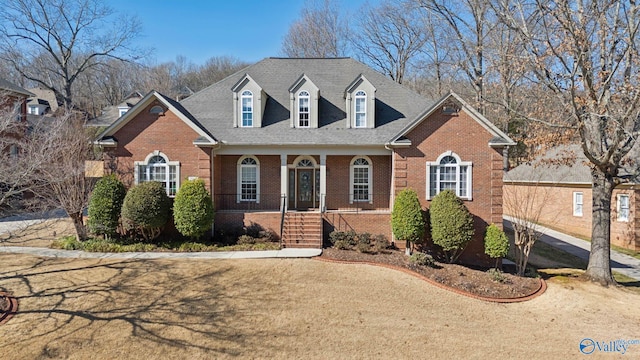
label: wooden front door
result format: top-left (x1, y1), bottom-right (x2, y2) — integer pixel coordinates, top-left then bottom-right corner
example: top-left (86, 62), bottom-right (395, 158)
top-left (296, 169), bottom-right (314, 209)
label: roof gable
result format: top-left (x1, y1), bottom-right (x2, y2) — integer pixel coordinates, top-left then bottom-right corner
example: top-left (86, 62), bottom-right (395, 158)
top-left (387, 91), bottom-right (516, 148)
top-left (95, 91), bottom-right (217, 146)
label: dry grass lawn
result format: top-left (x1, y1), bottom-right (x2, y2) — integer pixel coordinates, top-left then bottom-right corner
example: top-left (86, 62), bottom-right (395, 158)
top-left (1, 252), bottom-right (639, 359)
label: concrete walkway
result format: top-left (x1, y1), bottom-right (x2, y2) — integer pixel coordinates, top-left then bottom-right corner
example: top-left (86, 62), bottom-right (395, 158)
top-left (504, 216), bottom-right (640, 281)
top-left (0, 246), bottom-right (322, 259)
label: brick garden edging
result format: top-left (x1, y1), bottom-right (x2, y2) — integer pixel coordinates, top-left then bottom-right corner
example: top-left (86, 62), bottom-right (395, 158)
top-left (0, 292), bottom-right (18, 326)
top-left (314, 257), bottom-right (547, 303)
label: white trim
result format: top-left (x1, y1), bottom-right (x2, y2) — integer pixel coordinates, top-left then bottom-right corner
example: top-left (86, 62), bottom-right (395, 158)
top-left (237, 155), bottom-right (260, 203)
top-left (134, 150), bottom-right (180, 197)
top-left (292, 155), bottom-right (317, 168)
top-left (350, 155), bottom-right (373, 204)
top-left (298, 90), bottom-right (310, 128)
top-left (214, 145), bottom-right (391, 156)
top-left (426, 151), bottom-right (472, 200)
top-left (617, 194), bottom-right (630, 222)
top-left (240, 90), bottom-right (253, 127)
top-left (354, 90), bottom-right (367, 128)
top-left (573, 191), bottom-right (584, 217)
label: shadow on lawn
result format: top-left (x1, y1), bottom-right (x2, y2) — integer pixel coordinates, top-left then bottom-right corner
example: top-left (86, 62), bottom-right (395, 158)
top-left (0, 256), bottom-right (283, 357)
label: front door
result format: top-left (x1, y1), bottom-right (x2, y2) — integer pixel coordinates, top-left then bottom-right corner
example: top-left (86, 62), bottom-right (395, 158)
top-left (297, 169), bottom-right (314, 209)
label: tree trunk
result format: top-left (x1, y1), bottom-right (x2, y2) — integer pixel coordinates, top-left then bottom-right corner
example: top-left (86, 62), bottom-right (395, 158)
top-left (585, 170), bottom-right (616, 285)
top-left (70, 212), bottom-right (87, 242)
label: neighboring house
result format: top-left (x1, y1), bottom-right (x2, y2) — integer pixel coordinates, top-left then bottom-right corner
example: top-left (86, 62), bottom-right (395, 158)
top-left (504, 144), bottom-right (640, 251)
top-left (86, 91), bottom-right (143, 127)
top-left (1, 78), bottom-right (32, 157)
top-left (94, 58), bottom-right (514, 263)
top-left (26, 87), bottom-right (59, 116)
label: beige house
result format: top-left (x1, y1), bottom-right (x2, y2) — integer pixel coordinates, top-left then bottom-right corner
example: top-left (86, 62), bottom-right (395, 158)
top-left (503, 145), bottom-right (640, 251)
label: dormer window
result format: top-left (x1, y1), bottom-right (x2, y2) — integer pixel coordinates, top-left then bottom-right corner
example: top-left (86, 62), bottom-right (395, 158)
top-left (118, 107), bottom-right (128, 117)
top-left (241, 90), bottom-right (253, 127)
top-left (298, 91), bottom-right (310, 127)
top-left (345, 75), bottom-right (376, 128)
top-left (355, 91), bottom-right (367, 128)
top-left (232, 74), bottom-right (266, 128)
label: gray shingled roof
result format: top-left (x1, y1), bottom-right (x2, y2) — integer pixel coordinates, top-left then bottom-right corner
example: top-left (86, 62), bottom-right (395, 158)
top-left (505, 145), bottom-right (592, 183)
top-left (506, 143), bottom-right (640, 184)
top-left (86, 94), bottom-right (143, 127)
top-left (0, 78), bottom-right (33, 97)
top-left (180, 58), bottom-right (434, 146)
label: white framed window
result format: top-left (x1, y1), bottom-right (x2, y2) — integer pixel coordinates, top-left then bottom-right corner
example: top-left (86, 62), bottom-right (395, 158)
top-left (354, 90), bottom-right (367, 128)
top-left (134, 152), bottom-right (180, 197)
top-left (28, 105), bottom-right (38, 115)
top-left (149, 105), bottom-right (164, 114)
top-left (298, 90), bottom-right (310, 127)
top-left (118, 107), bottom-right (128, 117)
top-left (617, 194), bottom-right (630, 222)
top-left (427, 151), bottom-right (472, 200)
top-left (573, 192), bottom-right (583, 216)
top-left (237, 156), bottom-right (260, 203)
top-left (350, 156), bottom-right (372, 203)
top-left (241, 90), bottom-right (253, 127)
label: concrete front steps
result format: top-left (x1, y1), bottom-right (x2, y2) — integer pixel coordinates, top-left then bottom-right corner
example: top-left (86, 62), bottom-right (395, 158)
top-left (281, 212), bottom-right (323, 248)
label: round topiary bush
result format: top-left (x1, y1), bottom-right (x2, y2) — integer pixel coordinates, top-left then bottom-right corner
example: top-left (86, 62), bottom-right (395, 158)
top-left (87, 174), bottom-right (126, 239)
top-left (121, 181), bottom-right (172, 242)
top-left (392, 188), bottom-right (425, 253)
top-left (429, 189), bottom-right (474, 263)
top-left (173, 179), bottom-right (214, 239)
top-left (484, 223), bottom-right (509, 268)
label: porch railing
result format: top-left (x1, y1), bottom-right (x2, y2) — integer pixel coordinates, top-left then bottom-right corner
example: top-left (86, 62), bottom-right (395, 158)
top-left (324, 193), bottom-right (391, 213)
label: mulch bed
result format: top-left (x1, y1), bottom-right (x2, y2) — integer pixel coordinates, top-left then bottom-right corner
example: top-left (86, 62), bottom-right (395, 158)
top-left (320, 248), bottom-right (544, 302)
top-left (0, 292), bottom-right (18, 326)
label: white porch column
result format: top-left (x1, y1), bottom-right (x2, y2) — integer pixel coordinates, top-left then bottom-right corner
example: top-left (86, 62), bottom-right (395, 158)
top-left (280, 154), bottom-right (288, 211)
top-left (320, 154), bottom-right (327, 212)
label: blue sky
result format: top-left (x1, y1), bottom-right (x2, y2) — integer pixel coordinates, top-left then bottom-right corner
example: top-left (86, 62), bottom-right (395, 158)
top-left (107, 0), bottom-right (374, 65)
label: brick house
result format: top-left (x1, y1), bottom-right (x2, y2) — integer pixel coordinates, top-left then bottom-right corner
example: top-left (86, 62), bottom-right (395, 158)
top-left (94, 58), bottom-right (514, 263)
top-left (504, 145), bottom-right (640, 251)
top-left (1, 78), bottom-right (32, 157)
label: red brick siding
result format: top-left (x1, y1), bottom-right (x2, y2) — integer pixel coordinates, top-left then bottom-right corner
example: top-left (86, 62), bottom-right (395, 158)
top-left (504, 183), bottom-right (640, 251)
top-left (394, 109), bottom-right (506, 264)
top-left (323, 212), bottom-right (392, 240)
top-left (104, 101), bottom-right (211, 191)
top-left (214, 155), bottom-right (281, 210)
top-left (325, 155), bottom-right (391, 210)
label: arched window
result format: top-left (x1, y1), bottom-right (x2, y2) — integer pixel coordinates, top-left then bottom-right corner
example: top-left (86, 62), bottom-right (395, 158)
top-left (241, 90), bottom-right (253, 127)
top-left (149, 105), bottom-right (164, 114)
top-left (427, 152), bottom-right (472, 200)
top-left (135, 152), bottom-right (180, 196)
top-left (354, 90), bottom-right (367, 128)
top-left (237, 156), bottom-right (260, 202)
top-left (350, 156), bottom-right (372, 203)
top-left (298, 90), bottom-right (310, 127)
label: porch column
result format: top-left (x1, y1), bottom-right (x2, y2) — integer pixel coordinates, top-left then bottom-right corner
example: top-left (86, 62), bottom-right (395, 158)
top-left (280, 154), bottom-right (288, 211)
top-left (320, 154), bottom-right (327, 212)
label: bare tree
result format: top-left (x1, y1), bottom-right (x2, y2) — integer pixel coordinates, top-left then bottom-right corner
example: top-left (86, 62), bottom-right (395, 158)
top-left (495, 0), bottom-right (640, 285)
top-left (0, 0), bottom-right (144, 109)
top-left (281, 0), bottom-right (348, 58)
top-left (418, 0), bottom-right (495, 113)
top-left (351, 1), bottom-right (429, 84)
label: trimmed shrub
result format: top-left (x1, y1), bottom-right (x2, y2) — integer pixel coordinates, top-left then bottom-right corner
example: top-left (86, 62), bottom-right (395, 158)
top-left (484, 224), bottom-right (509, 268)
top-left (429, 190), bottom-right (475, 263)
top-left (373, 234), bottom-right (390, 253)
top-left (87, 174), bottom-right (126, 239)
top-left (409, 252), bottom-right (435, 267)
top-left (121, 182), bottom-right (172, 242)
top-left (391, 188), bottom-right (425, 252)
top-left (329, 230), bottom-right (357, 247)
top-left (173, 179), bottom-right (214, 239)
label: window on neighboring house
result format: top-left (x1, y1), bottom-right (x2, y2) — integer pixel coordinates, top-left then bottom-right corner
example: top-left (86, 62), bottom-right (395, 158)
top-left (28, 105), bottom-right (38, 115)
top-left (135, 153), bottom-right (179, 197)
top-left (354, 90), bottom-right (367, 128)
top-left (118, 108), bottom-right (128, 117)
top-left (427, 152), bottom-right (472, 200)
top-left (573, 192), bottom-right (583, 216)
top-left (350, 156), bottom-right (372, 203)
top-left (238, 156), bottom-right (259, 202)
top-left (618, 194), bottom-right (630, 222)
top-left (9, 145), bottom-right (18, 159)
top-left (241, 90), bottom-right (253, 127)
top-left (298, 91), bottom-right (310, 127)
